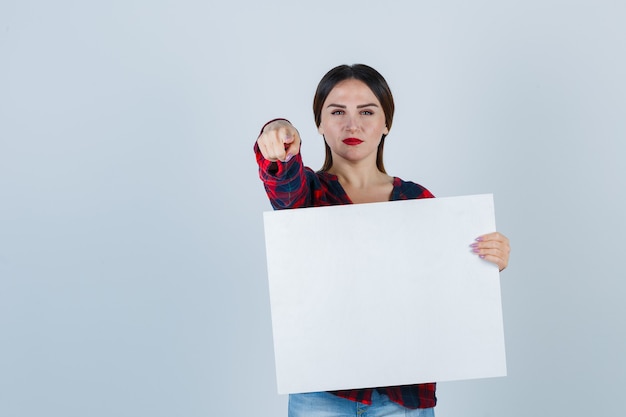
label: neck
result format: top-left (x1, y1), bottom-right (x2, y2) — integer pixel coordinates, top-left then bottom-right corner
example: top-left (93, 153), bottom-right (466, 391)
top-left (327, 158), bottom-right (389, 189)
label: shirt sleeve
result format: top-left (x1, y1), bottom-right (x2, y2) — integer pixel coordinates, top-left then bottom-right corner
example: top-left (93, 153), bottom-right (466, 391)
top-left (254, 140), bottom-right (311, 210)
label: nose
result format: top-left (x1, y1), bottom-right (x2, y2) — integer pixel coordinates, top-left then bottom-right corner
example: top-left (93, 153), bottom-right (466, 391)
top-left (345, 115), bottom-right (359, 132)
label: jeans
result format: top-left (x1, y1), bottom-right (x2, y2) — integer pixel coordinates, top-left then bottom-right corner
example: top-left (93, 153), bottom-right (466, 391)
top-left (288, 390), bottom-right (435, 417)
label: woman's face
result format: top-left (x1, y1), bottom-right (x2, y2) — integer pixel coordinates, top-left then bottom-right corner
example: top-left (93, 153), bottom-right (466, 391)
top-left (318, 78), bottom-right (389, 167)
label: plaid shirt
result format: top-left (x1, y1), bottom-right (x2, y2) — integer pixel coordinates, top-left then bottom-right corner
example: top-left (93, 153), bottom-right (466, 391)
top-left (255, 139), bottom-right (437, 409)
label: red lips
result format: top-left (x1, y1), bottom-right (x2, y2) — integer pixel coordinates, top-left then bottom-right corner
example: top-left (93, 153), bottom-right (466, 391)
top-left (342, 138), bottom-right (363, 146)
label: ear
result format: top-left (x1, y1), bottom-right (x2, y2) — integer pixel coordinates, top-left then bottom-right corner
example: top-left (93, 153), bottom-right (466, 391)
top-left (383, 125), bottom-right (389, 135)
top-left (317, 125), bottom-right (324, 135)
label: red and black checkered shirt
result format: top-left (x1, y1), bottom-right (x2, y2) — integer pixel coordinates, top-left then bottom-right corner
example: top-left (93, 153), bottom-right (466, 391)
top-left (255, 139), bottom-right (437, 409)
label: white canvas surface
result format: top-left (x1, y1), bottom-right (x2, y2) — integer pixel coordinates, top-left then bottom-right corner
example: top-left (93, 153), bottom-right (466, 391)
top-left (263, 194), bottom-right (506, 394)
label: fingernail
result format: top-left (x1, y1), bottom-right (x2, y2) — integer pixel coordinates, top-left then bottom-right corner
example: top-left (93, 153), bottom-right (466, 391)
top-left (470, 243), bottom-right (479, 248)
top-left (479, 254), bottom-right (486, 259)
top-left (472, 248), bottom-right (481, 253)
top-left (283, 153), bottom-right (293, 162)
top-left (475, 236), bottom-right (483, 242)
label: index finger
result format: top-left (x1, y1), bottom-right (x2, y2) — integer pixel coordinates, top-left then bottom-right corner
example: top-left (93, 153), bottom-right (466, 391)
top-left (476, 232), bottom-right (508, 243)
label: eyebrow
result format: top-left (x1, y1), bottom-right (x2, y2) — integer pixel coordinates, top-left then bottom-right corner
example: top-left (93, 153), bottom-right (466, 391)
top-left (326, 103), bottom-right (380, 109)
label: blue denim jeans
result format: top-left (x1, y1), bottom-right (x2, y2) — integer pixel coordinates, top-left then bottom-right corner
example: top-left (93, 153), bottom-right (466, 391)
top-left (288, 390), bottom-right (435, 417)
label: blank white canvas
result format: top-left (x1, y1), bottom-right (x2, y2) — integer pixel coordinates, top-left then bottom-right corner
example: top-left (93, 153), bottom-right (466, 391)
top-left (263, 194), bottom-right (506, 394)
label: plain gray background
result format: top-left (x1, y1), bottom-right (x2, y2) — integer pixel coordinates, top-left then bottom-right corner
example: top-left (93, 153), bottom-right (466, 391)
top-left (1, 1), bottom-right (624, 416)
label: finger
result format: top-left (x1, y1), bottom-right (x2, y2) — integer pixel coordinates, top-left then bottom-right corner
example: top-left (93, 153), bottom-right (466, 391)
top-left (479, 253), bottom-right (508, 271)
top-left (258, 132), bottom-right (287, 161)
top-left (264, 122), bottom-right (298, 143)
top-left (472, 232), bottom-right (510, 252)
top-left (259, 121), bottom-right (302, 162)
top-left (263, 126), bottom-right (294, 157)
top-left (472, 240), bottom-right (510, 251)
top-left (271, 129), bottom-right (291, 159)
top-left (270, 126), bottom-right (301, 162)
top-left (257, 136), bottom-right (275, 161)
top-left (263, 119), bottom-right (293, 134)
top-left (471, 245), bottom-right (509, 272)
top-left (475, 232), bottom-right (508, 243)
top-left (471, 242), bottom-right (510, 257)
top-left (283, 130), bottom-right (301, 161)
top-left (475, 246), bottom-right (507, 258)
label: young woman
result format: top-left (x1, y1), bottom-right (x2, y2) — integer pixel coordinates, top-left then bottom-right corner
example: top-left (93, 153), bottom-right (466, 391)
top-left (255, 64), bottom-right (510, 417)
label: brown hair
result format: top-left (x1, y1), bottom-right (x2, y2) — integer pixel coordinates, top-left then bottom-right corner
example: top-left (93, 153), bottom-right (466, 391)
top-left (313, 64), bottom-right (395, 173)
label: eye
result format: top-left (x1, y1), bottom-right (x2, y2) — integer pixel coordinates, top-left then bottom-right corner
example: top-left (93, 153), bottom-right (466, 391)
top-left (360, 110), bottom-right (374, 115)
top-left (331, 110), bottom-right (344, 115)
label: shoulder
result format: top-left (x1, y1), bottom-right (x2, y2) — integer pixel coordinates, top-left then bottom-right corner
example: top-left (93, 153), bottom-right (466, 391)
top-left (392, 177), bottom-right (435, 200)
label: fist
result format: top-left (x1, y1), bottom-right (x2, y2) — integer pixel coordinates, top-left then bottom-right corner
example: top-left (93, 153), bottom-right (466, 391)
top-left (257, 119), bottom-right (301, 162)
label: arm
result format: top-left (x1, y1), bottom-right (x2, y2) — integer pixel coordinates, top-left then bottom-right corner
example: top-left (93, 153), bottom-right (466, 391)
top-left (255, 119), bottom-right (310, 210)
